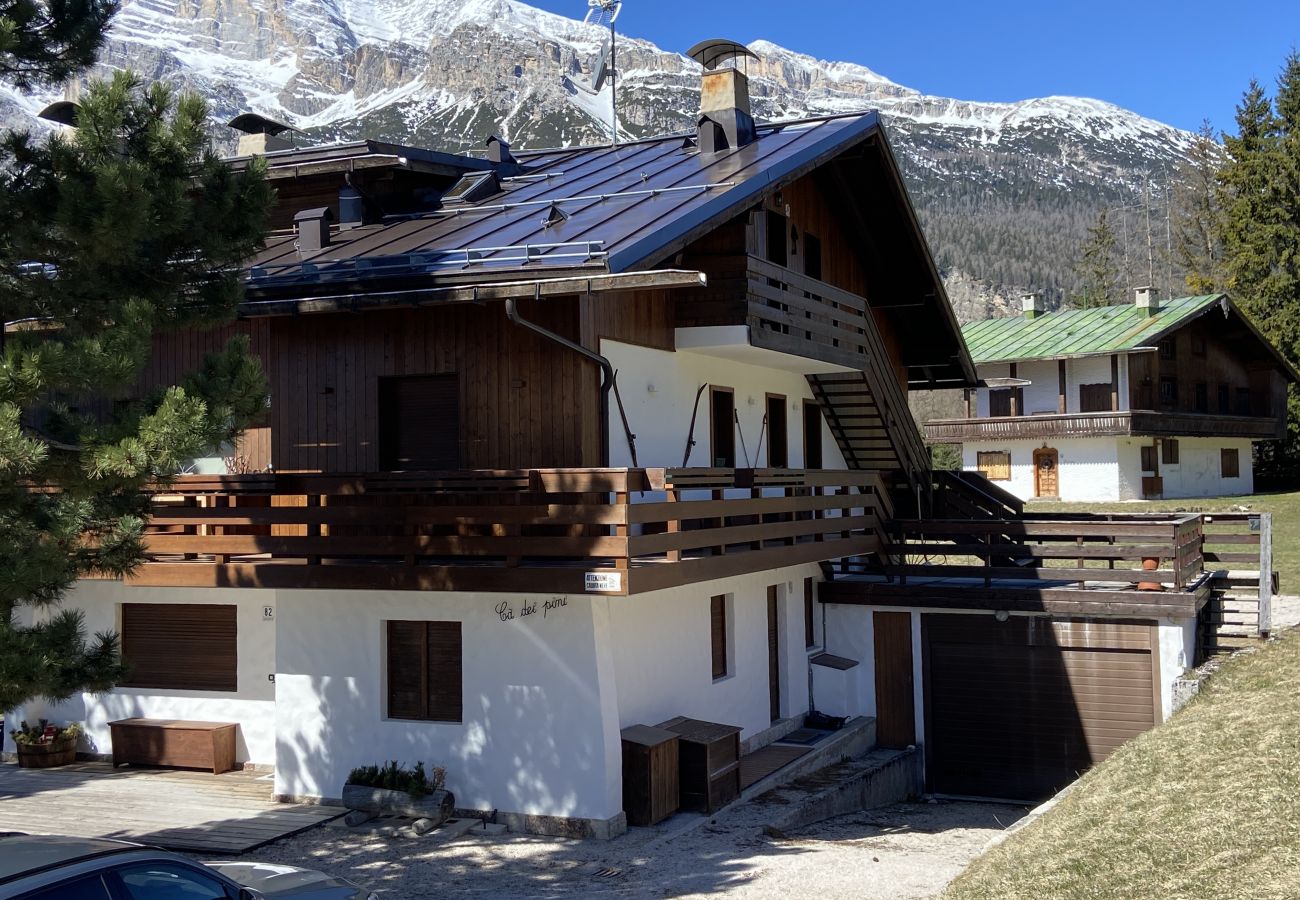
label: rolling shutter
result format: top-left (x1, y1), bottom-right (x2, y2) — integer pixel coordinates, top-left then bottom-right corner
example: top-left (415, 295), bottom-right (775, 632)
top-left (379, 374), bottom-right (460, 471)
top-left (120, 604), bottom-right (237, 692)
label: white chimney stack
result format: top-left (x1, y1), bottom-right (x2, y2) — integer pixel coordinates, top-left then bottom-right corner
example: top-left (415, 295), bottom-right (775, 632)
top-left (1135, 286), bottom-right (1160, 317)
top-left (1022, 292), bottom-right (1046, 320)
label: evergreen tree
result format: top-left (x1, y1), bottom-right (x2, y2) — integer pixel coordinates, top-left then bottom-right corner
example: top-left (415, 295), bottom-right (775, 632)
top-left (1171, 121), bottom-right (1226, 294)
top-left (0, 13), bottom-right (272, 712)
top-left (1068, 209), bottom-right (1122, 308)
top-left (1218, 57), bottom-right (1300, 485)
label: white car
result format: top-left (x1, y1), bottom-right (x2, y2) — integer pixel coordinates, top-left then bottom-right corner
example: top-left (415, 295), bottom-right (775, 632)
top-left (0, 834), bottom-right (375, 899)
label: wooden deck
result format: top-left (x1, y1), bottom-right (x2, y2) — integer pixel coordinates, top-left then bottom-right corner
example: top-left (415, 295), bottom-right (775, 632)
top-left (739, 743), bottom-right (812, 790)
top-left (0, 762), bottom-right (340, 854)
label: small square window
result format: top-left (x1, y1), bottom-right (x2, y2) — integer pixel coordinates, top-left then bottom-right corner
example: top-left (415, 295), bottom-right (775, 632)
top-left (1159, 338), bottom-right (1176, 360)
top-left (977, 451), bottom-right (1011, 481)
top-left (1159, 377), bottom-right (1178, 407)
top-left (1192, 334), bottom-right (1207, 356)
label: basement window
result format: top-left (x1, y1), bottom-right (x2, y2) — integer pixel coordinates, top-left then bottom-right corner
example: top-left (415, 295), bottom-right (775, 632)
top-left (976, 451), bottom-right (1011, 481)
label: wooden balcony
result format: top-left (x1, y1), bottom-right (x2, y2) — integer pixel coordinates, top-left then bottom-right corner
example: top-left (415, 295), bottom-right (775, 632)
top-left (129, 468), bottom-right (889, 595)
top-left (925, 410), bottom-right (1284, 443)
top-left (824, 512), bottom-right (1208, 618)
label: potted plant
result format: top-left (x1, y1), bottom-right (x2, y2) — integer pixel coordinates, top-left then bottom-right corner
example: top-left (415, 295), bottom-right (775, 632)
top-left (10, 720), bottom-right (83, 769)
top-left (343, 760), bottom-right (454, 823)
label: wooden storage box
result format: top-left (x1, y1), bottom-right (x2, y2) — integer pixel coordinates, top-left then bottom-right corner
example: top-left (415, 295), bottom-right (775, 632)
top-left (657, 716), bottom-right (742, 814)
top-left (621, 725), bottom-right (680, 827)
top-left (109, 718), bottom-right (238, 775)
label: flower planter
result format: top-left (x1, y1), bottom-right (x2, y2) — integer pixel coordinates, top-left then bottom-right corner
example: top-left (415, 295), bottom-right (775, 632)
top-left (341, 784), bottom-right (455, 824)
top-left (16, 742), bottom-right (76, 769)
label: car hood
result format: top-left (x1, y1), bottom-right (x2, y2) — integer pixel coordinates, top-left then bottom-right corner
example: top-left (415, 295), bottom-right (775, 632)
top-left (206, 861), bottom-right (369, 898)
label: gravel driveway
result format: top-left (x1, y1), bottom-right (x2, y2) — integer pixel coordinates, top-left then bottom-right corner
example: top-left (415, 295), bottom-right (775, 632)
top-left (227, 798), bottom-right (1026, 899)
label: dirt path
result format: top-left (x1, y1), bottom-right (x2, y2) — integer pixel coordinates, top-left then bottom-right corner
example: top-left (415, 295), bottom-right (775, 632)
top-left (226, 799), bottom-right (1025, 899)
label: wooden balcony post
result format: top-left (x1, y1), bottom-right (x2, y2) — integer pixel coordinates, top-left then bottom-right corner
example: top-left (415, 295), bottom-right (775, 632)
top-left (306, 493), bottom-right (321, 566)
top-left (615, 491), bottom-right (630, 571)
top-left (665, 486), bottom-right (681, 563)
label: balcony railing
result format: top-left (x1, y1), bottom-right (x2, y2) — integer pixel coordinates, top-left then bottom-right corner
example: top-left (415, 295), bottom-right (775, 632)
top-left (925, 410), bottom-right (1283, 443)
top-left (131, 468), bottom-right (890, 595)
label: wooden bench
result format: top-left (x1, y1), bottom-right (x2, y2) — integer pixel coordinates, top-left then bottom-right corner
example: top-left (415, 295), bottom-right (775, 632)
top-left (108, 718), bottom-right (238, 775)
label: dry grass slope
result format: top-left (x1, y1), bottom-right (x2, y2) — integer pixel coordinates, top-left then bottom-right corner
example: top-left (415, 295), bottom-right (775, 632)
top-left (944, 632), bottom-right (1300, 900)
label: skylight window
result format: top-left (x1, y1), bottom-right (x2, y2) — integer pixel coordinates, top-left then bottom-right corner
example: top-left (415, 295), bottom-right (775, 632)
top-left (441, 171), bottom-right (500, 205)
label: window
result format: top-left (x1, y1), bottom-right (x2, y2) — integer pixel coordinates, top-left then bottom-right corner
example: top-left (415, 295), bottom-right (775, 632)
top-left (1162, 439), bottom-right (1180, 465)
top-left (1141, 445), bottom-right (1158, 472)
top-left (1192, 334), bottom-right (1208, 356)
top-left (21, 876), bottom-right (113, 900)
top-left (804, 578), bottom-right (816, 649)
top-left (803, 402), bottom-right (823, 468)
top-left (114, 862), bottom-right (231, 900)
top-left (120, 604), bottom-right (237, 692)
top-left (766, 394), bottom-right (788, 467)
top-left (1236, 388), bottom-right (1253, 417)
top-left (709, 387), bottom-right (736, 467)
top-left (387, 620), bottom-right (463, 722)
top-left (1159, 377), bottom-right (1178, 408)
top-left (1195, 382), bottom-right (1209, 413)
top-left (378, 374), bottom-right (460, 471)
top-left (988, 388), bottom-right (1021, 418)
top-left (710, 595), bottom-right (728, 680)
top-left (1079, 383), bottom-right (1111, 413)
top-left (1159, 338), bottom-right (1176, 360)
top-left (1221, 448), bottom-right (1241, 478)
top-left (1219, 383), bottom-right (1231, 414)
top-left (803, 233), bottom-right (823, 281)
top-left (765, 210), bottom-right (788, 267)
top-left (976, 451), bottom-right (1011, 481)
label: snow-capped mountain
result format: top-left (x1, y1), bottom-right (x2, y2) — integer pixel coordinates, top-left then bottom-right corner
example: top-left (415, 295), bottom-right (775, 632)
top-left (0, 0), bottom-right (1204, 317)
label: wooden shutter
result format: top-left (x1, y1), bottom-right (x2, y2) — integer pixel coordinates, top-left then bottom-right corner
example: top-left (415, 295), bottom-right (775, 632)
top-left (710, 595), bottom-right (727, 680)
top-left (1162, 439), bottom-right (1180, 465)
top-left (379, 375), bottom-right (460, 471)
top-left (425, 621), bottom-right (463, 722)
top-left (387, 620), bottom-right (428, 720)
top-left (766, 395), bottom-right (788, 467)
top-left (1141, 445), bottom-right (1158, 472)
top-left (804, 578), bottom-right (815, 649)
top-left (977, 451), bottom-right (1011, 481)
top-left (1079, 383), bottom-right (1111, 413)
top-left (388, 620), bottom-right (462, 722)
top-left (121, 604), bottom-right (237, 692)
top-left (1221, 449), bottom-right (1240, 478)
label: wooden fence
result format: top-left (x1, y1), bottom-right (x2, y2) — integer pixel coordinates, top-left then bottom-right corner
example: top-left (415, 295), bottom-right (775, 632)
top-left (1200, 511), bottom-right (1275, 647)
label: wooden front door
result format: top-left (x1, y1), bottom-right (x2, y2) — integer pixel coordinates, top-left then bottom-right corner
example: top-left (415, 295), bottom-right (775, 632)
top-left (1033, 447), bottom-right (1059, 498)
top-left (873, 611), bottom-right (916, 748)
top-left (767, 586), bottom-right (781, 722)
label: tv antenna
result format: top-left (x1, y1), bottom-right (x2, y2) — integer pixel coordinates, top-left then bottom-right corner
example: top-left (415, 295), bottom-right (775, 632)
top-left (574, 0), bottom-right (622, 146)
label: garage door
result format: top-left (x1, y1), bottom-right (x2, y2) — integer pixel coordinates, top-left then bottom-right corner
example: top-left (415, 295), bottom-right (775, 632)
top-left (922, 614), bottom-right (1157, 801)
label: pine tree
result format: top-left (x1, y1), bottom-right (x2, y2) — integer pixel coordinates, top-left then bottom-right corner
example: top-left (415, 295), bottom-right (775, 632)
top-left (0, 12), bottom-right (272, 712)
top-left (1218, 57), bottom-right (1300, 485)
top-left (1171, 121), bottom-right (1225, 294)
top-left (1069, 209), bottom-right (1122, 308)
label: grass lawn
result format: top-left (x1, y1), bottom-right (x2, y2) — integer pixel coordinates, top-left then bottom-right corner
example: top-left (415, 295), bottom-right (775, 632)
top-left (1030, 490), bottom-right (1300, 596)
top-left (944, 629), bottom-right (1300, 900)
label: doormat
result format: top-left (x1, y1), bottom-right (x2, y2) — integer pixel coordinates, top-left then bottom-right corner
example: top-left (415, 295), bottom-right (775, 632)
top-left (779, 728), bottom-right (832, 746)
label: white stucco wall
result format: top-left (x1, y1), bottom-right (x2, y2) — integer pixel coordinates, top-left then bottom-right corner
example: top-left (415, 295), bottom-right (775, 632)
top-left (1142, 436), bottom-right (1255, 499)
top-left (1157, 616), bottom-right (1199, 720)
top-left (607, 565), bottom-right (822, 741)
top-left (975, 355), bottom-right (1130, 418)
top-left (963, 437), bottom-right (1124, 502)
top-left (601, 339), bottom-right (848, 471)
top-left (272, 588), bottom-right (623, 823)
top-left (4, 583), bottom-right (279, 764)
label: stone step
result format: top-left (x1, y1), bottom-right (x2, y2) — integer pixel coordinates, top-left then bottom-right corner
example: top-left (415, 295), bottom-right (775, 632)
top-left (756, 747), bottom-right (922, 834)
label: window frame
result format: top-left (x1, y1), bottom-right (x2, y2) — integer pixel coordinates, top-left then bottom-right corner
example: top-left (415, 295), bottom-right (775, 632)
top-left (1161, 438), bottom-right (1180, 466)
top-left (1159, 337), bottom-right (1177, 360)
top-left (1158, 376), bottom-right (1178, 408)
top-left (976, 450), bottom-right (1012, 482)
top-left (386, 619), bottom-right (463, 723)
top-left (710, 594), bottom-right (729, 681)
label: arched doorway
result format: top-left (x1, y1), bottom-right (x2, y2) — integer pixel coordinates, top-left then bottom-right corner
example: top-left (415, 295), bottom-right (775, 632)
top-left (1033, 447), bottom-right (1059, 498)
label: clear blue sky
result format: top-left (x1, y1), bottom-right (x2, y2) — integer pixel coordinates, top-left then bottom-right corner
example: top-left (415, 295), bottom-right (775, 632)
top-left (529, 0), bottom-right (1298, 133)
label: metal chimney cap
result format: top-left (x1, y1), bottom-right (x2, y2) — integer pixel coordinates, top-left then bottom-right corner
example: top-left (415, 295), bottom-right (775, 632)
top-left (38, 100), bottom-right (80, 127)
top-left (686, 39), bottom-right (758, 71)
top-left (293, 207), bottom-right (334, 223)
top-left (227, 113), bottom-right (296, 136)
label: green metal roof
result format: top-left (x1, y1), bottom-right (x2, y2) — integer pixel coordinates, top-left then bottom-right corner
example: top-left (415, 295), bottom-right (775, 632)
top-left (962, 295), bottom-right (1224, 363)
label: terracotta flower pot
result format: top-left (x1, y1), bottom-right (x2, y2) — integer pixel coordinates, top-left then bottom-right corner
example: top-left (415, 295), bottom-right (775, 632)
top-left (15, 741), bottom-right (76, 769)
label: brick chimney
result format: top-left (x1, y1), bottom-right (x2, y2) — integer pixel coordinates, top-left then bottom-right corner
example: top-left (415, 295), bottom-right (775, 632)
top-left (688, 40), bottom-right (758, 153)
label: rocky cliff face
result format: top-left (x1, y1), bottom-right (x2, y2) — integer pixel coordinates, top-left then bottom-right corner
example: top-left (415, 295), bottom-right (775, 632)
top-left (0, 0), bottom-right (1202, 318)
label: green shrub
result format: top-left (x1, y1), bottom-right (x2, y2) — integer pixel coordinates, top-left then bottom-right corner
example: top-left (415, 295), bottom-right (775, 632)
top-left (347, 760), bottom-right (446, 799)
top-left (9, 720), bottom-right (83, 747)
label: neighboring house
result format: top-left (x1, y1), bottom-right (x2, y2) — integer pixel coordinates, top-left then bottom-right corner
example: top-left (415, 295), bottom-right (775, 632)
top-left (2, 44), bottom-right (1237, 830)
top-left (925, 289), bottom-right (1299, 502)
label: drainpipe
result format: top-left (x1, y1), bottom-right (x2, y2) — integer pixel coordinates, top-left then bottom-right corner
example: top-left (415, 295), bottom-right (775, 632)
top-left (505, 296), bottom-right (613, 467)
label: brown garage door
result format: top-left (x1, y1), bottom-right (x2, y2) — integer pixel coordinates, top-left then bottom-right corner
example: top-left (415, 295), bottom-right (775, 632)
top-left (922, 614), bottom-right (1157, 801)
